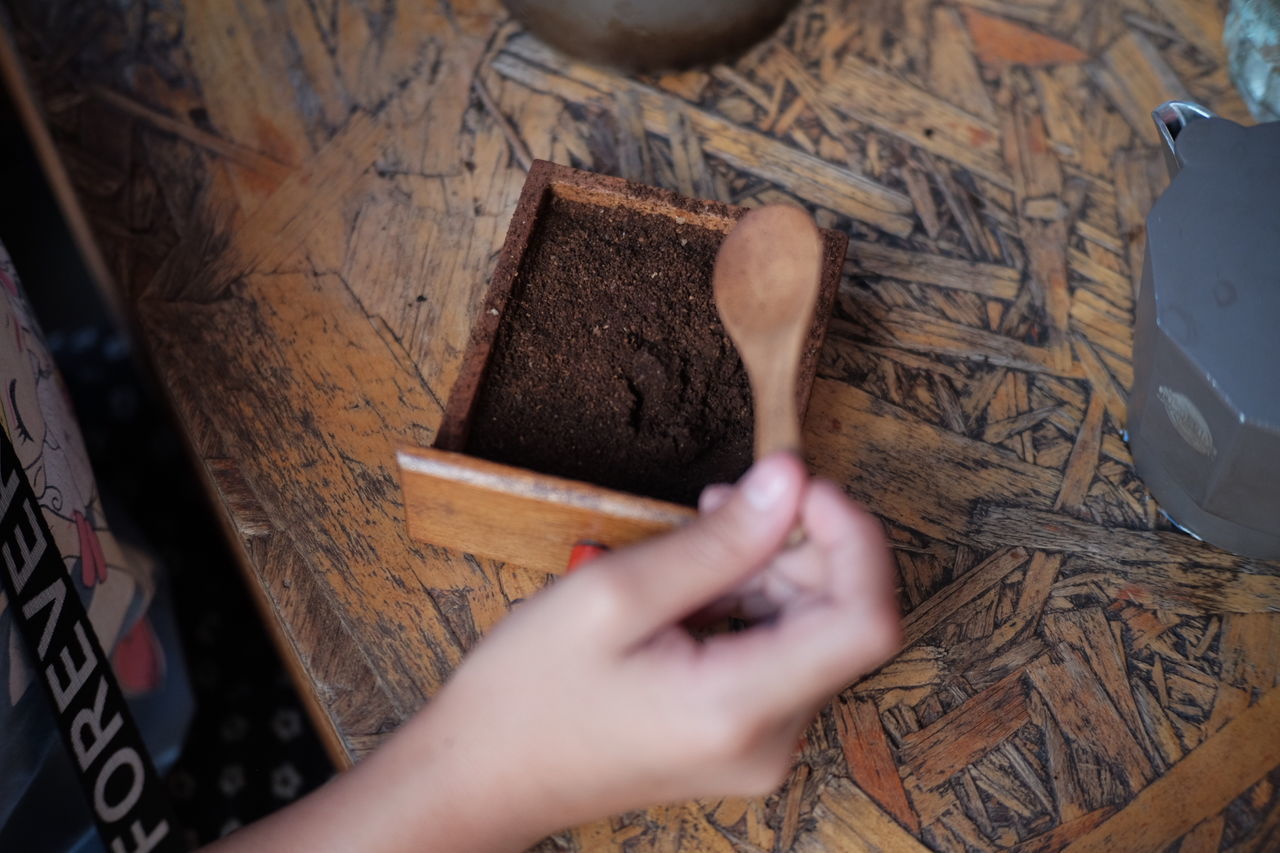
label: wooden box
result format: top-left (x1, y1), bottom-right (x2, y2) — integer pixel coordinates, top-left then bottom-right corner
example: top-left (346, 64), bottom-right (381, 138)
top-left (398, 161), bottom-right (847, 573)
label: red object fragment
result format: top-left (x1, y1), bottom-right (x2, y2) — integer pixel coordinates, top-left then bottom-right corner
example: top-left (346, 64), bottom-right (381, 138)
top-left (566, 542), bottom-right (610, 573)
top-left (75, 509), bottom-right (108, 587)
top-left (112, 616), bottom-right (164, 694)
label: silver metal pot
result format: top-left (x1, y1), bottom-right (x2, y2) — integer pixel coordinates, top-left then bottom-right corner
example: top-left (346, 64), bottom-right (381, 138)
top-left (1127, 102), bottom-right (1280, 559)
top-left (500, 0), bottom-right (800, 72)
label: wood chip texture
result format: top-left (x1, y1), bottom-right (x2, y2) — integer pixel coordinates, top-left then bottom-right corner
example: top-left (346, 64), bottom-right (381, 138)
top-left (5, 0), bottom-right (1276, 849)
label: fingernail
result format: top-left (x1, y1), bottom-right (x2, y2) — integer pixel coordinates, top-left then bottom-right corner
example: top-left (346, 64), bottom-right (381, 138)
top-left (742, 457), bottom-right (789, 511)
top-left (701, 484), bottom-right (735, 516)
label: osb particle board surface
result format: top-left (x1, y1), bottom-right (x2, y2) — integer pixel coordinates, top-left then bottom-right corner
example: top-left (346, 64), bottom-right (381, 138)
top-left (6, 0), bottom-right (1279, 850)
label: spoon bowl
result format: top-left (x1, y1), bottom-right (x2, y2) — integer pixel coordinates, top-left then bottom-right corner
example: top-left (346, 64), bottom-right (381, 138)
top-left (713, 205), bottom-right (824, 459)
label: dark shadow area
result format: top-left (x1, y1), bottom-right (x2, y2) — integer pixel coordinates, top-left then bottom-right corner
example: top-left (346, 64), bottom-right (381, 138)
top-left (0, 80), bottom-right (333, 848)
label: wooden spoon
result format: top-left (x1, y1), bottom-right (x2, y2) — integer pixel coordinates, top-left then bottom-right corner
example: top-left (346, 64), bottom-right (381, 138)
top-left (713, 204), bottom-right (824, 460)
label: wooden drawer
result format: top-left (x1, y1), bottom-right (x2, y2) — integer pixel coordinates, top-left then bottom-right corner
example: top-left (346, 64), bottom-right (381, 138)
top-left (398, 161), bottom-right (845, 572)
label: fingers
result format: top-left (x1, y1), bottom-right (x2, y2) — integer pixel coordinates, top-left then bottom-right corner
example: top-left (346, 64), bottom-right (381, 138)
top-left (724, 482), bottom-right (895, 621)
top-left (698, 484), bottom-right (733, 514)
top-left (802, 480), bottom-right (897, 604)
top-left (697, 483), bottom-right (902, 712)
top-left (590, 453), bottom-right (806, 646)
top-left (701, 590), bottom-right (900, 717)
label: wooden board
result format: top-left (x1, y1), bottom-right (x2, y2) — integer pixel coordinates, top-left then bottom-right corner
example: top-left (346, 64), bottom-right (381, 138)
top-left (406, 158), bottom-right (845, 569)
top-left (398, 447), bottom-right (695, 574)
top-left (5, 0), bottom-right (1279, 849)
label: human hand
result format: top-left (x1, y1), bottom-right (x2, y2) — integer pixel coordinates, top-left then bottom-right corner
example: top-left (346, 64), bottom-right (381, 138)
top-left (203, 453), bottom-right (900, 853)
top-left (410, 452), bottom-right (901, 849)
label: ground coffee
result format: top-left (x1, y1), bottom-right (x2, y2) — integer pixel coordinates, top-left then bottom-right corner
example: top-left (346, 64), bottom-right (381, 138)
top-left (466, 194), bottom-right (753, 506)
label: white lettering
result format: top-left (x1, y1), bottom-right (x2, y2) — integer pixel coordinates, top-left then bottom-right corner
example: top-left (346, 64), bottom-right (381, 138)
top-left (3, 500), bottom-right (46, 594)
top-left (47, 620), bottom-right (96, 711)
top-left (0, 462), bottom-right (17, 518)
top-left (22, 575), bottom-right (65, 658)
top-left (94, 747), bottom-right (144, 823)
top-left (110, 819), bottom-right (170, 853)
top-left (72, 676), bottom-right (122, 770)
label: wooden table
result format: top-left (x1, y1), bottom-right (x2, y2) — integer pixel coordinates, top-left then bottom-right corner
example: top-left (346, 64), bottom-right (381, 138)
top-left (6, 0), bottom-right (1279, 849)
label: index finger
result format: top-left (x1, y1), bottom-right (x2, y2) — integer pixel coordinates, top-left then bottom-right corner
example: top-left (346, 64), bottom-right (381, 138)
top-left (587, 453), bottom-right (807, 646)
top-left (696, 482), bottom-right (901, 711)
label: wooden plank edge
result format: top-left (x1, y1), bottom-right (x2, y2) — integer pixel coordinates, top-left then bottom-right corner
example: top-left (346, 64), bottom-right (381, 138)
top-left (1064, 687), bottom-right (1280, 853)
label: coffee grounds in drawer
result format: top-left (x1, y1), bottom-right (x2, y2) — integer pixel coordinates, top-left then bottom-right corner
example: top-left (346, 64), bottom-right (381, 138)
top-left (465, 194), bottom-right (753, 506)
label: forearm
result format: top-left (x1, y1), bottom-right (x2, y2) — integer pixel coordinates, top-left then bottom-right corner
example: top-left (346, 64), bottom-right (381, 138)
top-left (200, 457), bottom-right (900, 851)
top-left (201, 707), bottom-right (546, 853)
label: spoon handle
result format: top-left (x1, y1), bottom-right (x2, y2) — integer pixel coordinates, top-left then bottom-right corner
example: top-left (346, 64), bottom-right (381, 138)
top-left (752, 367), bottom-right (802, 459)
top-left (755, 368), bottom-right (807, 548)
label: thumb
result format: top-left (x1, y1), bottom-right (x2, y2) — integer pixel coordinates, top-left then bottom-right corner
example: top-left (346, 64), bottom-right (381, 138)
top-left (595, 453), bottom-right (806, 645)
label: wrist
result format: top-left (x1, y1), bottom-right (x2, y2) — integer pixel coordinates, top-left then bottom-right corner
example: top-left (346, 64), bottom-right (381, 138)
top-left (391, 700), bottom-right (560, 852)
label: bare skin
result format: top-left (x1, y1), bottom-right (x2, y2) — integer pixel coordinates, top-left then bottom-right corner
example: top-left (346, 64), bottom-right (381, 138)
top-left (205, 453), bottom-right (901, 853)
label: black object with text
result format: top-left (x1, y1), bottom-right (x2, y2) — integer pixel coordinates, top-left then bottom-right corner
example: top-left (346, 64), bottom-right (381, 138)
top-left (0, 429), bottom-right (183, 852)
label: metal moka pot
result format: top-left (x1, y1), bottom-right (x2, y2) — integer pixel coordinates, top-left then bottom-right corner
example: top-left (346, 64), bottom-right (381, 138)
top-left (500, 0), bottom-right (800, 72)
top-left (1128, 101), bottom-right (1280, 559)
